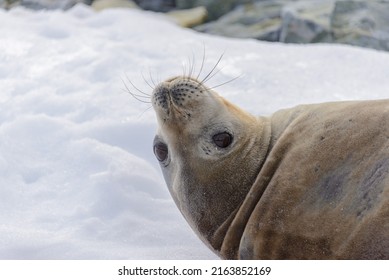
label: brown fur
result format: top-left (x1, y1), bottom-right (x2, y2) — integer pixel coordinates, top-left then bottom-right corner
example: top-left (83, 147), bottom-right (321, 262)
top-left (219, 100), bottom-right (389, 259)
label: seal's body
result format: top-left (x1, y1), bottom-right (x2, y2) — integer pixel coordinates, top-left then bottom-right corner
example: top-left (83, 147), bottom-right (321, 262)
top-left (151, 76), bottom-right (389, 259)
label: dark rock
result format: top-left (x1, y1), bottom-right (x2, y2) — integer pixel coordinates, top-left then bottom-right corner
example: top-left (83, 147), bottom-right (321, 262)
top-left (195, 1), bottom-right (285, 41)
top-left (193, 0), bottom-right (389, 52)
top-left (20, 0), bottom-right (92, 10)
top-left (134, 0), bottom-right (175, 12)
top-left (280, 1), bottom-right (334, 43)
top-left (1, 0), bottom-right (20, 9)
top-left (331, 0), bottom-right (389, 51)
top-left (176, 0), bottom-right (252, 21)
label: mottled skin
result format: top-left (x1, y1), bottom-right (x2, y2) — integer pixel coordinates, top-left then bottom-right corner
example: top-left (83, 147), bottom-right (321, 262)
top-left (152, 76), bottom-right (389, 259)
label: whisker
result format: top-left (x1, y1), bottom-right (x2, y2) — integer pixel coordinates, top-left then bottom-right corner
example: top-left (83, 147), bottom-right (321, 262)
top-left (125, 74), bottom-right (151, 97)
top-left (149, 68), bottom-right (157, 87)
top-left (203, 65), bottom-right (225, 84)
top-left (208, 75), bottom-right (242, 90)
top-left (121, 88), bottom-right (151, 103)
top-left (200, 52), bottom-right (224, 85)
top-left (121, 76), bottom-right (152, 104)
top-left (141, 71), bottom-right (155, 90)
top-left (196, 44), bottom-right (206, 81)
top-left (138, 105), bottom-right (153, 118)
top-left (189, 51), bottom-right (196, 79)
top-left (121, 84), bottom-right (151, 104)
top-left (124, 91), bottom-right (150, 100)
top-left (181, 61), bottom-right (185, 78)
top-left (186, 56), bottom-right (191, 79)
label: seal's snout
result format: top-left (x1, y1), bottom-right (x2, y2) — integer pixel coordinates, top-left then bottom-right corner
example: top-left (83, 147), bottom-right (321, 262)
top-left (152, 84), bottom-right (170, 111)
top-left (152, 77), bottom-right (208, 118)
top-left (169, 78), bottom-right (205, 107)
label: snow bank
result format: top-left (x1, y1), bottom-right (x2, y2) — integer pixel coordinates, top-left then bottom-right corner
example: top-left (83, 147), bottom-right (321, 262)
top-left (0, 4), bottom-right (388, 259)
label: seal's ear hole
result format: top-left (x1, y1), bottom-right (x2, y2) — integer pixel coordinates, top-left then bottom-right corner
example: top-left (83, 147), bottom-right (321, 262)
top-left (154, 142), bottom-right (168, 162)
top-left (213, 132), bottom-right (233, 148)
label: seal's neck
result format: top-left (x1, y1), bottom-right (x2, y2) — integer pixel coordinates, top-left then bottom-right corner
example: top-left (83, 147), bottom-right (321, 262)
top-left (213, 106), bottom-right (309, 259)
top-left (205, 116), bottom-right (272, 259)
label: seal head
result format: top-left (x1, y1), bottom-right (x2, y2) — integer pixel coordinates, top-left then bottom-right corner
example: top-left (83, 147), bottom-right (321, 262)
top-left (151, 76), bottom-right (271, 254)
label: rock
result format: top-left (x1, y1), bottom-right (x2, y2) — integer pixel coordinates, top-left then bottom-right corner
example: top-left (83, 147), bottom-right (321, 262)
top-left (194, 0), bottom-right (389, 53)
top-left (175, 0), bottom-right (196, 9)
top-left (92, 0), bottom-right (138, 11)
top-left (20, 0), bottom-right (90, 10)
top-left (166, 6), bottom-right (207, 28)
top-left (1, 0), bottom-right (21, 10)
top-left (134, 0), bottom-right (175, 12)
top-left (176, 0), bottom-right (252, 21)
top-left (331, 0), bottom-right (389, 51)
top-left (280, 0), bottom-right (334, 43)
top-left (195, 1), bottom-right (286, 41)
top-left (4, 0), bottom-right (389, 54)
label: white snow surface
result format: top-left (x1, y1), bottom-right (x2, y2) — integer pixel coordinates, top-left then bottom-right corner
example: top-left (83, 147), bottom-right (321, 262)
top-left (0, 4), bottom-right (388, 259)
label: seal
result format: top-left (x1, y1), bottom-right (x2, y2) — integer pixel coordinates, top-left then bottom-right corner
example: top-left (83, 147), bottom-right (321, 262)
top-left (151, 75), bottom-right (389, 259)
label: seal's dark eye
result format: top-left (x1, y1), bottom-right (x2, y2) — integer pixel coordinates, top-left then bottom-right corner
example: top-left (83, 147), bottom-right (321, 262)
top-left (213, 132), bottom-right (233, 148)
top-left (154, 142), bottom-right (168, 162)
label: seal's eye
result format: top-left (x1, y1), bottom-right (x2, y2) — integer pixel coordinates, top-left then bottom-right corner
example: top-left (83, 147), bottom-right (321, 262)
top-left (154, 142), bottom-right (168, 162)
top-left (213, 132), bottom-right (233, 148)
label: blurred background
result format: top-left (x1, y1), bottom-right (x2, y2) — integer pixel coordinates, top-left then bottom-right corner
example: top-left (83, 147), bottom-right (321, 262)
top-left (2, 0), bottom-right (389, 52)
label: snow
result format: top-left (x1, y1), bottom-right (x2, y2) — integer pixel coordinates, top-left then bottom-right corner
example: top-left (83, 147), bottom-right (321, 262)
top-left (0, 4), bottom-right (388, 260)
